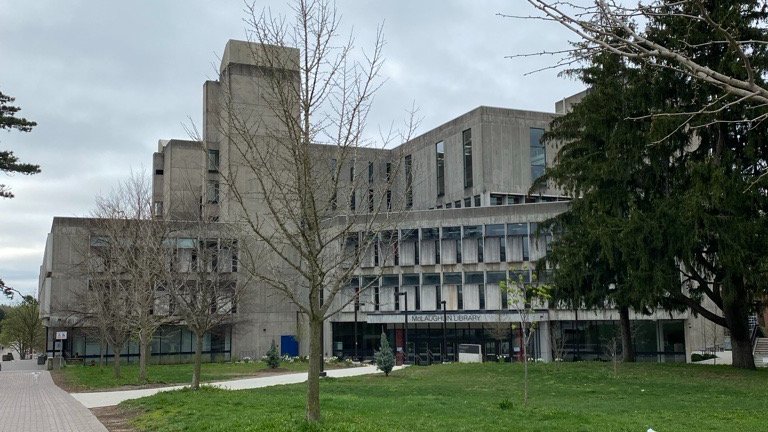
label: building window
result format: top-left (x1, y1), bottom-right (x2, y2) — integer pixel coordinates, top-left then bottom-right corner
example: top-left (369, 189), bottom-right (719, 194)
top-left (436, 141), bottom-right (445, 197)
top-left (208, 149), bottom-right (219, 172)
top-left (368, 161), bottom-right (374, 184)
top-left (530, 128), bottom-right (546, 182)
top-left (374, 286), bottom-right (380, 311)
top-left (454, 200), bottom-right (461, 209)
top-left (386, 162), bottom-right (392, 182)
top-left (350, 191), bottom-right (356, 211)
top-left (386, 190), bottom-right (392, 211)
top-left (394, 286), bottom-right (400, 311)
top-left (349, 161), bottom-right (355, 182)
top-left (474, 195), bottom-right (480, 207)
top-left (331, 158), bottom-right (338, 210)
top-left (153, 201), bottom-right (163, 217)
top-left (457, 285), bottom-right (463, 310)
top-left (446, 202), bottom-right (452, 209)
top-left (155, 169), bottom-right (164, 175)
top-left (207, 180), bottom-right (219, 204)
top-left (368, 188), bottom-right (374, 212)
top-left (464, 197), bottom-right (471, 208)
top-left (405, 155), bottom-right (413, 209)
top-left (463, 128), bottom-right (472, 188)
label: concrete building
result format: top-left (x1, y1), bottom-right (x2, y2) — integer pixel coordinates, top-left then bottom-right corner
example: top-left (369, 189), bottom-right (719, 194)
top-left (39, 39), bottom-right (712, 365)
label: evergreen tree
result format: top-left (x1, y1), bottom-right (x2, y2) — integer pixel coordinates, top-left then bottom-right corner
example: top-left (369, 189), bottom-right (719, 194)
top-left (266, 339), bottom-right (281, 369)
top-left (374, 332), bottom-right (395, 376)
top-left (1, 90), bottom-right (40, 199)
top-left (543, 1), bottom-right (768, 369)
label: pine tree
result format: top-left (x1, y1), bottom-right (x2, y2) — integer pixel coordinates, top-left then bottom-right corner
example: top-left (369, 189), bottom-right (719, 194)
top-left (1, 90), bottom-right (40, 199)
top-left (374, 332), bottom-right (395, 376)
top-left (542, 2), bottom-right (768, 369)
top-left (266, 339), bottom-right (281, 369)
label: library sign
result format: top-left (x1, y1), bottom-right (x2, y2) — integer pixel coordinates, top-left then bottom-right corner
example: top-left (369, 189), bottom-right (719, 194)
top-left (366, 312), bottom-right (547, 324)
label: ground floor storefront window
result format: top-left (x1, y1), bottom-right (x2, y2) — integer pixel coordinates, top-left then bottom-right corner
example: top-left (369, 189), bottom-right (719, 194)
top-left (46, 325), bottom-right (232, 364)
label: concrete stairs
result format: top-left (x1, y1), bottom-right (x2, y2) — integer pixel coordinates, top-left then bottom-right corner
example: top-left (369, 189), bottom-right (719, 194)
top-left (754, 338), bottom-right (768, 367)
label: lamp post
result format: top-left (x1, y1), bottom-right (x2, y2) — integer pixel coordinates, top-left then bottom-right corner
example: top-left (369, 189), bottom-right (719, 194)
top-left (397, 291), bottom-right (408, 364)
top-left (441, 300), bottom-right (447, 362)
top-left (354, 300), bottom-right (366, 361)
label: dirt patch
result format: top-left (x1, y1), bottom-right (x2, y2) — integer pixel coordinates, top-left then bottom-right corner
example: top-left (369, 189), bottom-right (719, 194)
top-left (91, 405), bottom-right (142, 432)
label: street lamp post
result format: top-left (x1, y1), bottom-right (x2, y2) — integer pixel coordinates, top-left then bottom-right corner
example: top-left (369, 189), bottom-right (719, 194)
top-left (397, 291), bottom-right (408, 364)
top-left (354, 300), bottom-right (366, 361)
top-left (441, 300), bottom-right (447, 362)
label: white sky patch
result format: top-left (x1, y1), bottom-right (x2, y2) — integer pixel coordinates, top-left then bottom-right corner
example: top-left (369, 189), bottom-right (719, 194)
top-left (0, 0), bottom-right (585, 302)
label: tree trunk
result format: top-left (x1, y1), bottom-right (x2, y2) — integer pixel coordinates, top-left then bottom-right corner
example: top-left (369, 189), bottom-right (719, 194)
top-left (99, 339), bottom-right (105, 367)
top-left (192, 332), bottom-right (203, 389)
top-left (723, 298), bottom-right (755, 369)
top-left (522, 326), bottom-right (529, 407)
top-left (113, 343), bottom-right (123, 378)
top-left (138, 330), bottom-right (149, 384)
top-left (619, 306), bottom-right (635, 362)
top-left (306, 317), bottom-right (323, 422)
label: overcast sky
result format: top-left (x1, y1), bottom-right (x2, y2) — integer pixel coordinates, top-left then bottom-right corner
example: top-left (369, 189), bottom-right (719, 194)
top-left (0, 0), bottom-right (583, 304)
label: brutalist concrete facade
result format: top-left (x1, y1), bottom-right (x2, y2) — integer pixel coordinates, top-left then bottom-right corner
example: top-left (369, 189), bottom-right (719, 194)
top-left (39, 39), bottom-right (715, 365)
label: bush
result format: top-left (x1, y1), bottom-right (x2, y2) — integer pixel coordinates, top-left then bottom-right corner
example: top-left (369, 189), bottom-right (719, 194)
top-left (374, 332), bottom-right (395, 376)
top-left (691, 353), bottom-right (717, 362)
top-left (266, 340), bottom-right (281, 369)
top-left (498, 399), bottom-right (514, 410)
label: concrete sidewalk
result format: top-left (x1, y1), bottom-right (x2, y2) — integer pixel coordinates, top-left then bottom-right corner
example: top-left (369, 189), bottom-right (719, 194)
top-left (0, 370), bottom-right (107, 432)
top-left (72, 364), bottom-right (403, 408)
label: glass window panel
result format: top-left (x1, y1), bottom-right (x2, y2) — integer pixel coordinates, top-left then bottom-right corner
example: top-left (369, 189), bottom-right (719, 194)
top-left (382, 275), bottom-right (399, 286)
top-left (402, 273), bottom-right (419, 286)
top-left (443, 272), bottom-right (462, 284)
top-left (485, 224), bottom-right (505, 237)
top-left (465, 272), bottom-right (484, 284)
top-left (463, 225), bottom-right (482, 238)
top-left (442, 226), bottom-right (461, 240)
top-left (422, 273), bottom-right (440, 285)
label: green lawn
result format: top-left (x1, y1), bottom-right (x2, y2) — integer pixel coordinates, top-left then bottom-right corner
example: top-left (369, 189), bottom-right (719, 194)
top-left (57, 360), bottom-right (326, 391)
top-left (122, 362), bottom-right (768, 432)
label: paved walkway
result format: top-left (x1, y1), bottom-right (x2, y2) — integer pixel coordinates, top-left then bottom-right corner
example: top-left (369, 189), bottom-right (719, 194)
top-left (0, 369), bottom-right (107, 432)
top-left (73, 364), bottom-right (404, 408)
top-left (1, 358), bottom-right (46, 372)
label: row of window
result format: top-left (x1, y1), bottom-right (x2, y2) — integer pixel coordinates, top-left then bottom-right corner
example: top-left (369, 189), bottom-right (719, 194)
top-left (347, 269), bottom-right (547, 312)
top-left (345, 222), bottom-right (552, 267)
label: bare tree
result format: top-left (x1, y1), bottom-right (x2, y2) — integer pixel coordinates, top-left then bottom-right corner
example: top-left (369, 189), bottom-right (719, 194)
top-left (501, 267), bottom-right (551, 407)
top-left (83, 171), bottom-right (175, 380)
top-left (164, 225), bottom-right (246, 390)
top-left (206, 0), bottom-right (415, 422)
top-left (507, 1), bottom-right (768, 106)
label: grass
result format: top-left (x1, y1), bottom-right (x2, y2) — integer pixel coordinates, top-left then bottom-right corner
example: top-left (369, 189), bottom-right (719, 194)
top-left (56, 359), bottom-right (342, 391)
top-left (121, 362), bottom-right (768, 431)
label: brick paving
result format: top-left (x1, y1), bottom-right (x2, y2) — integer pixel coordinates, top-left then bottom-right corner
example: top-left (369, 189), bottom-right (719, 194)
top-left (0, 369), bottom-right (108, 432)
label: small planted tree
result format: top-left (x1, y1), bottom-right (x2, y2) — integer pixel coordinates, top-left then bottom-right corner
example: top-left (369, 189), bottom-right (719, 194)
top-left (500, 267), bottom-right (551, 406)
top-left (266, 340), bottom-right (281, 369)
top-left (374, 332), bottom-right (395, 376)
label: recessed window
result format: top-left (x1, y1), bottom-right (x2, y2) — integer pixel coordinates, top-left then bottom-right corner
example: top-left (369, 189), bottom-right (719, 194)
top-left (405, 155), bottom-right (413, 209)
top-left (207, 180), bottom-right (219, 204)
top-left (530, 128), bottom-right (546, 182)
top-left (368, 162), bottom-right (374, 184)
top-left (464, 197), bottom-right (471, 208)
top-left (436, 141), bottom-right (445, 197)
top-left (474, 195), bottom-right (481, 207)
top-left (208, 149), bottom-right (220, 172)
top-left (368, 188), bottom-right (374, 212)
top-left (155, 169), bottom-right (164, 175)
top-left (463, 129), bottom-right (472, 188)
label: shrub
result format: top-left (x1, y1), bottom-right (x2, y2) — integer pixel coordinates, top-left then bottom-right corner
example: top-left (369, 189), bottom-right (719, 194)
top-left (374, 332), bottom-right (395, 376)
top-left (498, 399), bottom-right (514, 410)
top-left (266, 340), bottom-right (281, 369)
top-left (691, 353), bottom-right (717, 362)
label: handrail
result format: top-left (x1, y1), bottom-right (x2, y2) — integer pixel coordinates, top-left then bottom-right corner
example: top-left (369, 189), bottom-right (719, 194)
top-left (750, 324), bottom-right (761, 353)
